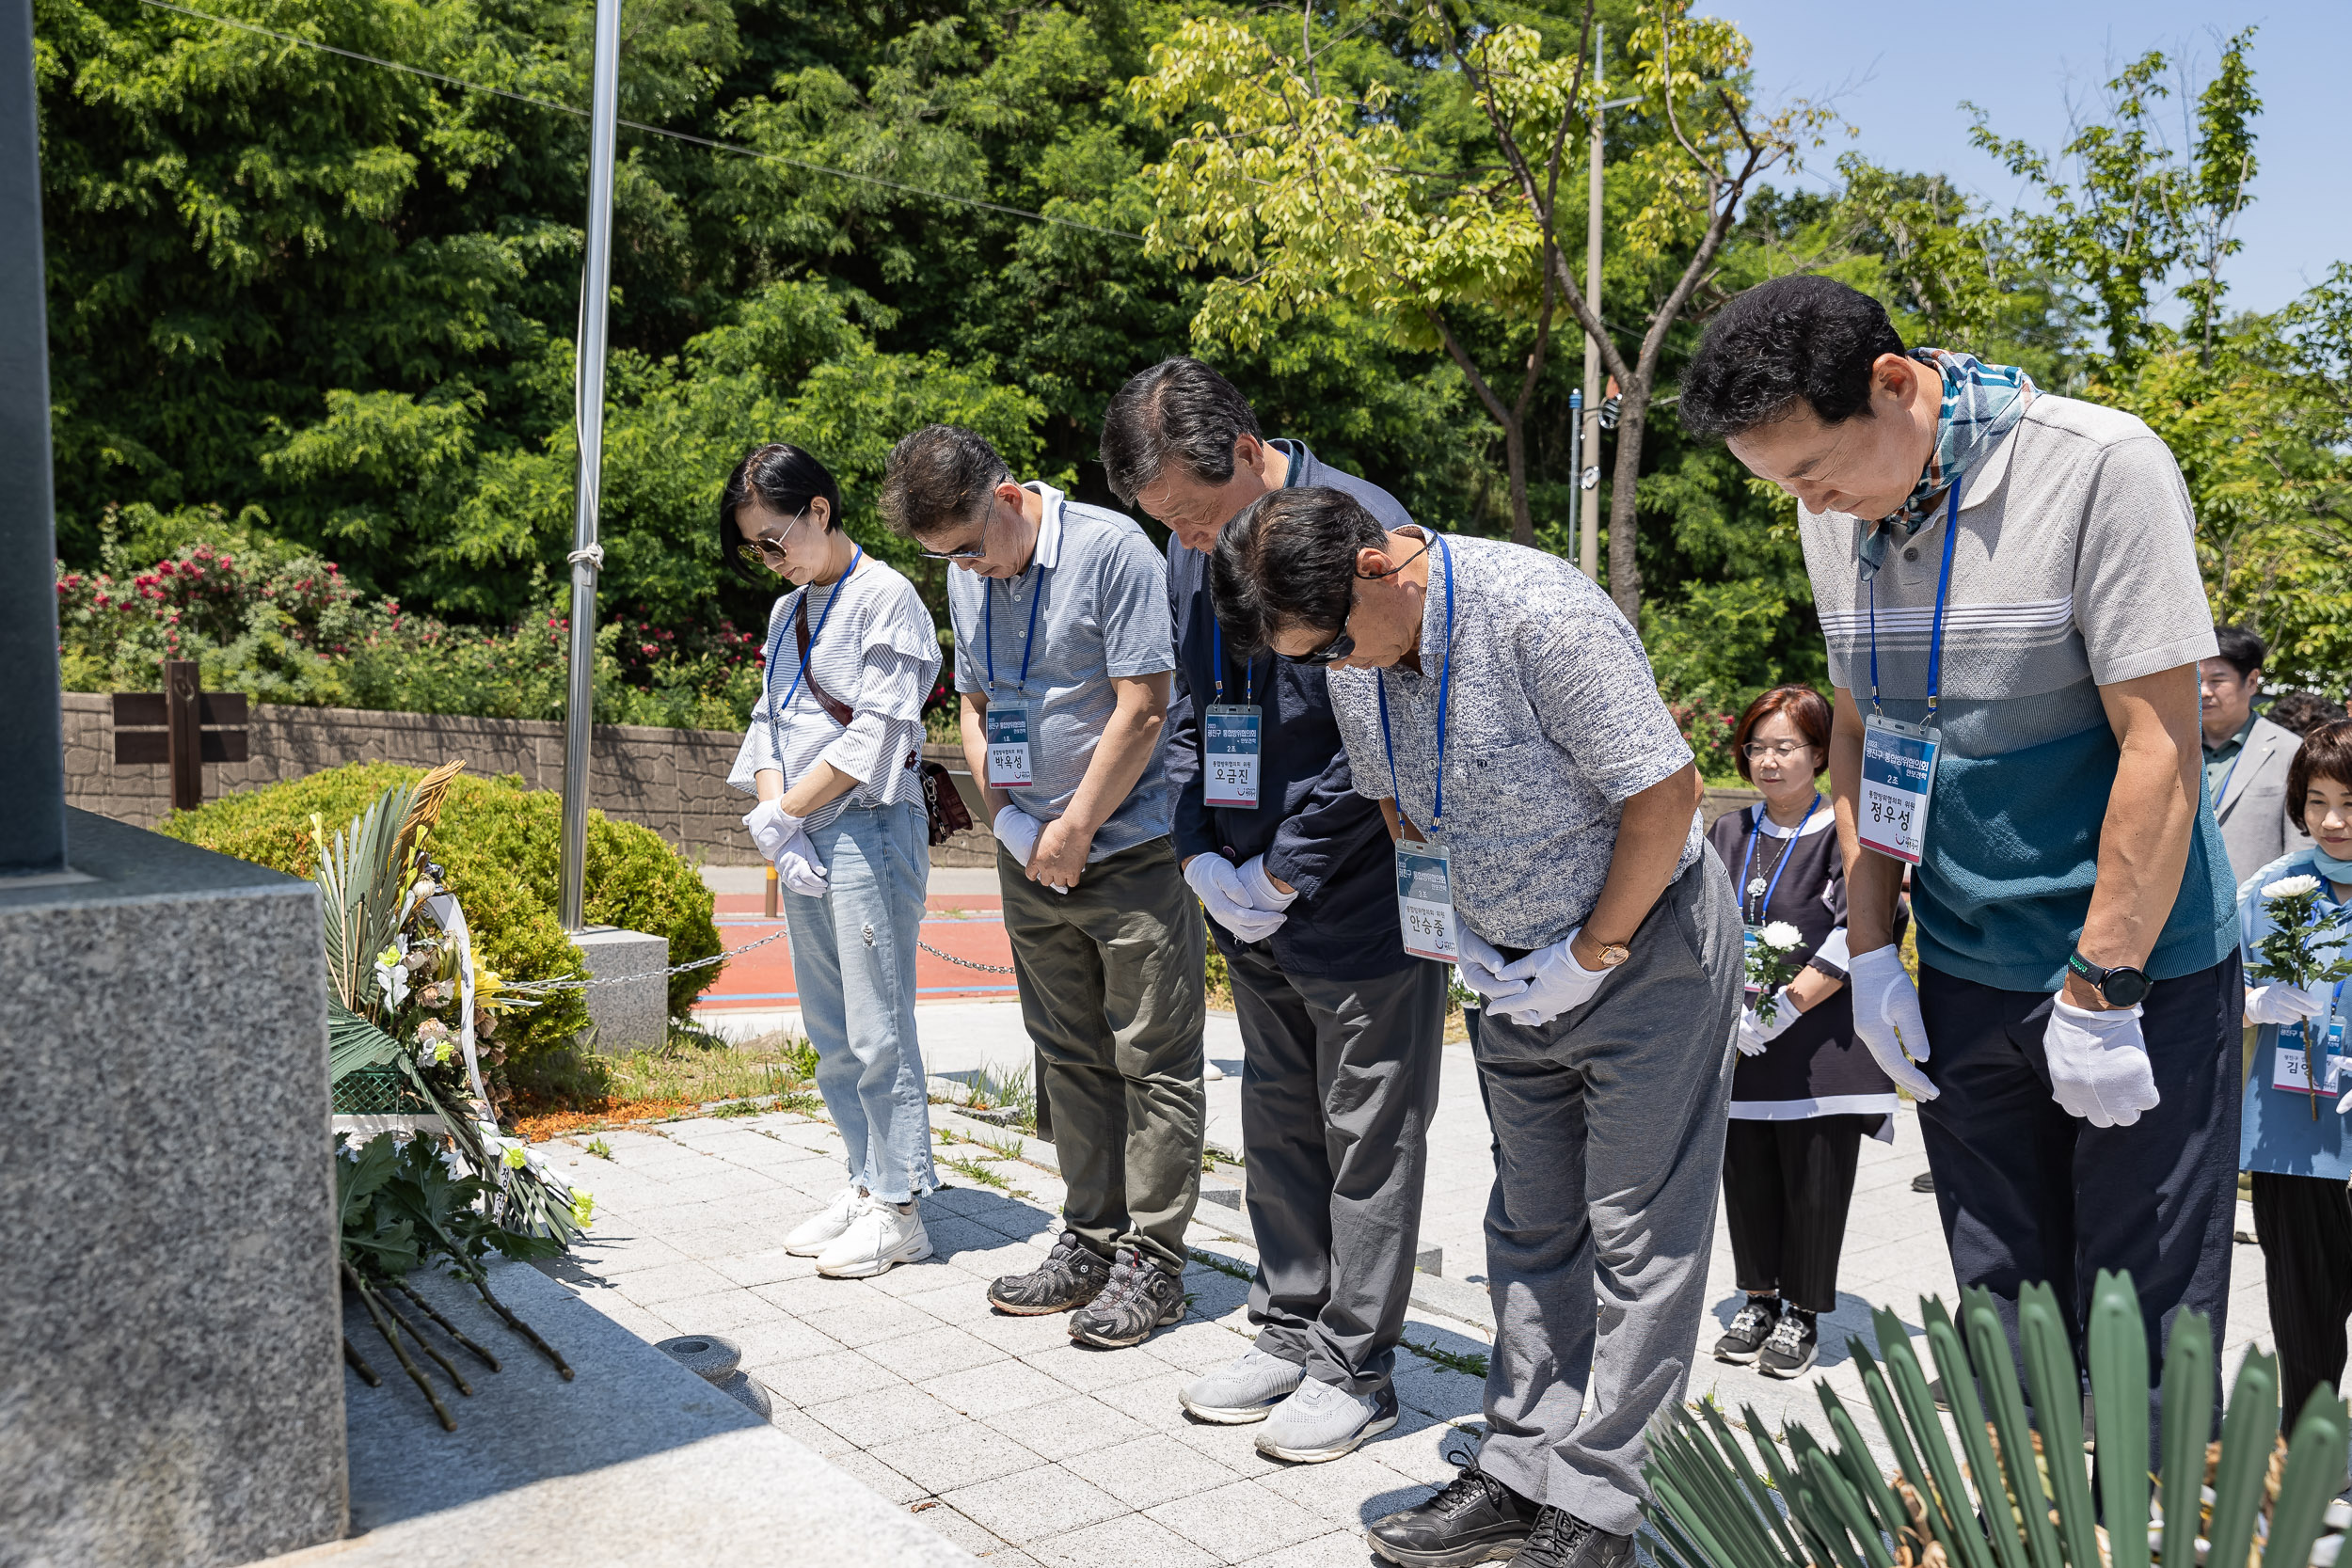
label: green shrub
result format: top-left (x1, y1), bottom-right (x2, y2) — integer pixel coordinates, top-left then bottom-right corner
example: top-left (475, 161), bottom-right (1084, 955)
top-left (163, 763), bottom-right (723, 1062)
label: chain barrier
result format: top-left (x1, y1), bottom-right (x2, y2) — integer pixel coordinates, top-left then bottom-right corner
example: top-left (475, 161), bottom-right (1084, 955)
top-left (502, 926), bottom-right (1017, 990)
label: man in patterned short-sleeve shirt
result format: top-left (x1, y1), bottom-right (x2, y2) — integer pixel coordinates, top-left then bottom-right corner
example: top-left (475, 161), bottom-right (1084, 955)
top-left (1212, 488), bottom-right (1744, 1568)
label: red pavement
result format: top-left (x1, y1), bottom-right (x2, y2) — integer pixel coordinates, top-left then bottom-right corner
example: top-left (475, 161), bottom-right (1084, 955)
top-left (698, 892), bottom-right (1019, 1008)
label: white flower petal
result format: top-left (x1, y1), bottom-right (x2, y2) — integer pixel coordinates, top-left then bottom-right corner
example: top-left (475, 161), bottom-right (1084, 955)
top-left (2265, 875), bottom-right (2323, 899)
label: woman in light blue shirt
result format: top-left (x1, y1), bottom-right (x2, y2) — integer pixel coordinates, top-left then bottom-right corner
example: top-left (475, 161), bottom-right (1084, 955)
top-left (2236, 719), bottom-right (2352, 1433)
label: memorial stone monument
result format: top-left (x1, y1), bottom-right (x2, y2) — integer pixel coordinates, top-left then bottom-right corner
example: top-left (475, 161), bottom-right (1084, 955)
top-left (0, 1), bottom-right (347, 1559)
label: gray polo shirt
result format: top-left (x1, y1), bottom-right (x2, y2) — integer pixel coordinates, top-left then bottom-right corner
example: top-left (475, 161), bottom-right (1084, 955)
top-left (1327, 531), bottom-right (1700, 950)
top-left (949, 483), bottom-right (1176, 862)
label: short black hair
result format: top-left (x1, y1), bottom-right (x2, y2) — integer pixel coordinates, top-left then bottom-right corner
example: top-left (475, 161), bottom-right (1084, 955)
top-left (719, 442), bottom-right (843, 585)
top-left (1209, 486), bottom-right (1388, 656)
top-left (2266, 690), bottom-right (2345, 736)
top-left (1679, 276), bottom-right (1908, 440)
top-left (878, 424), bottom-right (1011, 541)
top-left (2213, 625), bottom-right (2266, 679)
top-left (1100, 357), bottom-right (1262, 507)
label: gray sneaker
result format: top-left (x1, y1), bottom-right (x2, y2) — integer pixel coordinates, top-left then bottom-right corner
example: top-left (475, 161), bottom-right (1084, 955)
top-left (1180, 1349), bottom-right (1305, 1424)
top-left (1256, 1376), bottom-right (1398, 1463)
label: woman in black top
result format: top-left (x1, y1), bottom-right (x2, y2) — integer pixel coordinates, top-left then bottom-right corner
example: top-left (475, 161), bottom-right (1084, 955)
top-left (1706, 686), bottom-right (1897, 1378)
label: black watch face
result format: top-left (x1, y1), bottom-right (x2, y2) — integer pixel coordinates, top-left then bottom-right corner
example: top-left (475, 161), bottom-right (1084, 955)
top-left (2102, 967), bottom-right (2151, 1007)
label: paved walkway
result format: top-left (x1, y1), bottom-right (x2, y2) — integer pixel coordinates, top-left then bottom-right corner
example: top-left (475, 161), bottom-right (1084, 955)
top-left (544, 1032), bottom-right (2278, 1567)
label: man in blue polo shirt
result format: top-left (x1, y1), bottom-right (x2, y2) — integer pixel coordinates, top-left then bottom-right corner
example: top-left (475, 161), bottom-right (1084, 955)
top-left (1101, 358), bottom-right (1447, 1466)
top-left (1682, 276), bottom-right (2240, 1420)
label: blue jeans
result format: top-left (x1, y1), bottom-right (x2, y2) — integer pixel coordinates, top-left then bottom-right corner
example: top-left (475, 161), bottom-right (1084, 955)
top-left (782, 800), bottom-right (937, 1203)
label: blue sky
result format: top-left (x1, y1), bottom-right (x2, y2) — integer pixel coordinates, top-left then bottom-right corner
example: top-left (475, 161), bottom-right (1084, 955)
top-left (1721, 0), bottom-right (2346, 315)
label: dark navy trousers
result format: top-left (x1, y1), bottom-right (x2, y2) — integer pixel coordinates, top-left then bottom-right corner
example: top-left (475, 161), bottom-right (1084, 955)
top-left (1915, 956), bottom-right (2242, 1426)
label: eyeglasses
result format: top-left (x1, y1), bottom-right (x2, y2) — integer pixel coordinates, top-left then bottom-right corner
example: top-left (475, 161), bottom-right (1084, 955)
top-left (1284, 628), bottom-right (1358, 667)
top-left (1741, 740), bottom-right (1817, 760)
top-left (919, 513), bottom-right (992, 562)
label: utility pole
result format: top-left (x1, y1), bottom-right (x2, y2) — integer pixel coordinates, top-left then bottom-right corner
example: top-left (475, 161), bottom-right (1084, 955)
top-left (1578, 28), bottom-right (1640, 583)
top-left (558, 0), bottom-right (624, 931)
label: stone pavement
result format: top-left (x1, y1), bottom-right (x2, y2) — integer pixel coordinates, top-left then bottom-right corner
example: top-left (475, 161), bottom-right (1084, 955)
top-left (539, 1047), bottom-right (2279, 1566)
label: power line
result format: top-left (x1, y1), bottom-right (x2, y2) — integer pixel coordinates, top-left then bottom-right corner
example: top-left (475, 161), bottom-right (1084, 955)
top-left (130, 0), bottom-right (1145, 243)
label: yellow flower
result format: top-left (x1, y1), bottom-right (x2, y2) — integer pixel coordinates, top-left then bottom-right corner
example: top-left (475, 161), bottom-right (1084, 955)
top-left (570, 1191), bottom-right (596, 1228)
top-left (501, 1144), bottom-right (528, 1170)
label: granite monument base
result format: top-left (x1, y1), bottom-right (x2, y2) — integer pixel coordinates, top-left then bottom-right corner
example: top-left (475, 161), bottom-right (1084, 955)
top-left (573, 925), bottom-right (668, 1054)
top-left (0, 809), bottom-right (343, 1567)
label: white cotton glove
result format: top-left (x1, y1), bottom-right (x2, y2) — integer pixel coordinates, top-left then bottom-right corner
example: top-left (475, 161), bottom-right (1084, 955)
top-left (2042, 999), bottom-right (2159, 1127)
top-left (991, 806), bottom-right (1066, 894)
top-left (777, 832), bottom-right (829, 898)
top-left (1454, 925), bottom-right (1532, 1009)
top-left (1492, 929), bottom-right (1612, 1027)
top-left (1847, 945), bottom-right (1941, 1101)
top-left (1184, 853), bottom-right (1285, 943)
top-left (1236, 855), bottom-right (1299, 913)
top-left (1735, 1002), bottom-right (1800, 1056)
top-left (741, 800), bottom-right (802, 863)
top-left (2245, 984), bottom-right (2328, 1028)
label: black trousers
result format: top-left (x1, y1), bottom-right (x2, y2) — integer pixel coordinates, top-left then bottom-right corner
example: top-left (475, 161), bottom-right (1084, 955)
top-left (2250, 1170), bottom-right (2352, 1433)
top-left (1915, 957), bottom-right (2241, 1433)
top-left (1722, 1117), bottom-right (1867, 1314)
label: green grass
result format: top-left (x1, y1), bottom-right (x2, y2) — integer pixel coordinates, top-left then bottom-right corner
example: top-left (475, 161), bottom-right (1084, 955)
top-left (940, 1153), bottom-right (1011, 1191)
top-left (1403, 1338), bottom-right (1490, 1380)
top-left (1186, 1248), bottom-right (1253, 1282)
top-left (584, 1136), bottom-right (613, 1160)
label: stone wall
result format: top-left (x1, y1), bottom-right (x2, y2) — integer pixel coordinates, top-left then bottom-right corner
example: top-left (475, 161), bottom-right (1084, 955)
top-left (61, 692), bottom-right (995, 866)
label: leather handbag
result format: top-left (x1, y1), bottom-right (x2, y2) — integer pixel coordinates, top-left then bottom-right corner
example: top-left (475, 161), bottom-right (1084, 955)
top-left (796, 595), bottom-right (972, 847)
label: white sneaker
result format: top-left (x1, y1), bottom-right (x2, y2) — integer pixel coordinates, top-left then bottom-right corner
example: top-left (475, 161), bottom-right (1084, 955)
top-left (816, 1199), bottom-right (932, 1278)
top-left (786, 1185), bottom-right (864, 1256)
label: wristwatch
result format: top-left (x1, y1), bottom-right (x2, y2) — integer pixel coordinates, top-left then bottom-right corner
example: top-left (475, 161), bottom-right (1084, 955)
top-left (2065, 950), bottom-right (2150, 1008)
top-left (1591, 940), bottom-right (1632, 969)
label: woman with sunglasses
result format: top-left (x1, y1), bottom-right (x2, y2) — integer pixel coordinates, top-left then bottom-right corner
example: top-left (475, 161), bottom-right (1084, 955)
top-left (1703, 686), bottom-right (1898, 1381)
top-left (721, 441), bottom-right (944, 1279)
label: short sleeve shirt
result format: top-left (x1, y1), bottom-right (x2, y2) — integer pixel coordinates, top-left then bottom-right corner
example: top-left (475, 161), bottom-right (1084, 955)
top-left (948, 483), bottom-right (1176, 861)
top-left (1800, 392), bottom-right (2234, 989)
top-left (1326, 532), bottom-right (1700, 950)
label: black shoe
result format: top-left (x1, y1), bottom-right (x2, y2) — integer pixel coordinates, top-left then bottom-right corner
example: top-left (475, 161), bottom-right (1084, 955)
top-left (1912, 1170), bottom-right (1935, 1194)
top-left (1756, 1305), bottom-right (1819, 1379)
top-left (1509, 1508), bottom-right (1634, 1568)
top-left (1068, 1246), bottom-right (1184, 1347)
top-left (1366, 1456), bottom-right (1540, 1567)
top-left (1713, 1297), bottom-right (1777, 1364)
top-left (989, 1230), bottom-right (1111, 1315)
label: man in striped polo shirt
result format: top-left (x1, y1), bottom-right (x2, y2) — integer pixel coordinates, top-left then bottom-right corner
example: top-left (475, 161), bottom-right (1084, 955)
top-left (1682, 277), bottom-right (2240, 1421)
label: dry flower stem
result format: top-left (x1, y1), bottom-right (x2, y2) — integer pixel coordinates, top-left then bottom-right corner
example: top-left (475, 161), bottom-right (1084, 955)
top-left (396, 1277), bottom-right (501, 1370)
top-left (472, 1275), bottom-right (572, 1380)
top-left (343, 1336), bottom-right (382, 1386)
top-left (378, 1290), bottom-right (474, 1398)
top-left (345, 1262), bottom-right (454, 1431)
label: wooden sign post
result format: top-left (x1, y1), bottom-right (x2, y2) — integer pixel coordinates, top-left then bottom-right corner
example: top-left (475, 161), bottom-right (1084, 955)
top-left (113, 660), bottom-right (250, 810)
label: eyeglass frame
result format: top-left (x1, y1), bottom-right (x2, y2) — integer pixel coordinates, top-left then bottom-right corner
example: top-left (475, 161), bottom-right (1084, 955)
top-left (1740, 739), bottom-right (1820, 760)
top-left (1277, 536), bottom-right (1434, 667)
top-left (743, 504), bottom-right (812, 563)
top-left (917, 507), bottom-right (994, 562)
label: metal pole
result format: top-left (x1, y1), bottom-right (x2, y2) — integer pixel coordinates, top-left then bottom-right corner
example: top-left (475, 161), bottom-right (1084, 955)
top-left (0, 0), bottom-right (68, 875)
top-left (1577, 23), bottom-right (1604, 582)
top-left (558, 0), bottom-right (624, 931)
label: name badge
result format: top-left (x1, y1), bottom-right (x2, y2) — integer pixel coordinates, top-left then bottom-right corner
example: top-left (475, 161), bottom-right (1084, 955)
top-left (1859, 714), bottom-right (1941, 864)
top-left (1394, 840), bottom-right (1459, 963)
top-left (1204, 704), bottom-right (1263, 809)
top-left (985, 702), bottom-right (1033, 788)
top-left (2274, 1016), bottom-right (2349, 1097)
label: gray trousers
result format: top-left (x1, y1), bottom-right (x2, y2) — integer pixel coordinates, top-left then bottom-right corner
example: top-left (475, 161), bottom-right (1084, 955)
top-left (1473, 849), bottom-right (1742, 1534)
top-left (1230, 940), bottom-right (1448, 1395)
top-left (1000, 836), bottom-right (1206, 1275)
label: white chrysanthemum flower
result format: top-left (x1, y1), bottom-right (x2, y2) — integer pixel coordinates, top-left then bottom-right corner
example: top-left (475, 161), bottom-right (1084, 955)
top-left (501, 1144), bottom-right (528, 1170)
top-left (2265, 874), bottom-right (2324, 899)
top-left (1759, 921), bottom-right (1804, 950)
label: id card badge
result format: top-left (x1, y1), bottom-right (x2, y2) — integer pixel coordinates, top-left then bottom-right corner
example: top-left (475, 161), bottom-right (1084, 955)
top-left (1741, 924), bottom-right (1763, 998)
top-left (1394, 840), bottom-right (1459, 963)
top-left (2274, 1017), bottom-right (2350, 1097)
top-left (1858, 714), bottom-right (1941, 864)
top-left (1203, 704), bottom-right (1263, 809)
top-left (984, 702), bottom-right (1033, 788)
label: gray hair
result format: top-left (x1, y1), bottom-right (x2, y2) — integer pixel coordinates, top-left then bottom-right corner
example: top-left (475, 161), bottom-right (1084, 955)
top-left (1099, 357), bottom-right (1261, 506)
top-left (879, 424), bottom-right (1011, 541)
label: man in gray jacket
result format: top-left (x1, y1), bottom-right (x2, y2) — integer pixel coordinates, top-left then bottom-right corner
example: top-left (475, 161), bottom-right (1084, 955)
top-left (2202, 625), bottom-right (2313, 882)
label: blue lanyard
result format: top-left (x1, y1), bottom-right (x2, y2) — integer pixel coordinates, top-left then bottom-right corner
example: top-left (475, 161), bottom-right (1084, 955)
top-left (1739, 794), bottom-right (1820, 920)
top-left (984, 569), bottom-right (1043, 695)
top-left (1375, 533), bottom-right (1455, 832)
top-left (767, 546), bottom-right (862, 717)
top-left (1867, 483), bottom-right (1961, 717)
top-left (1212, 617), bottom-right (1256, 705)
top-left (2211, 739), bottom-right (2248, 808)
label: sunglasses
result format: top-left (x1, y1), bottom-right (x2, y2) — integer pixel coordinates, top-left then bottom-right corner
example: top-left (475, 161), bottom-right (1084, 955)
top-left (745, 506), bottom-right (810, 562)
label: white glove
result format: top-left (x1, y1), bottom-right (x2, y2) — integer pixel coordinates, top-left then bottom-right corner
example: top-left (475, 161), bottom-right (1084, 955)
top-left (777, 834), bottom-right (829, 897)
top-left (1184, 853), bottom-right (1285, 942)
top-left (1735, 1002), bottom-right (1800, 1056)
top-left (2245, 984), bottom-right (2327, 1027)
top-left (992, 806), bottom-right (1066, 895)
top-left (741, 800), bottom-right (802, 862)
top-left (1454, 925), bottom-right (1532, 1008)
top-left (2042, 998), bottom-right (2159, 1127)
top-left (1236, 855), bottom-right (1299, 912)
top-left (1847, 945), bottom-right (1940, 1101)
top-left (1493, 929), bottom-right (1612, 1027)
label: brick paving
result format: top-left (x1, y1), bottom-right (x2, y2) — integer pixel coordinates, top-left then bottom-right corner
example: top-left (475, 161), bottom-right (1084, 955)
top-left (539, 1017), bottom-right (2280, 1566)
